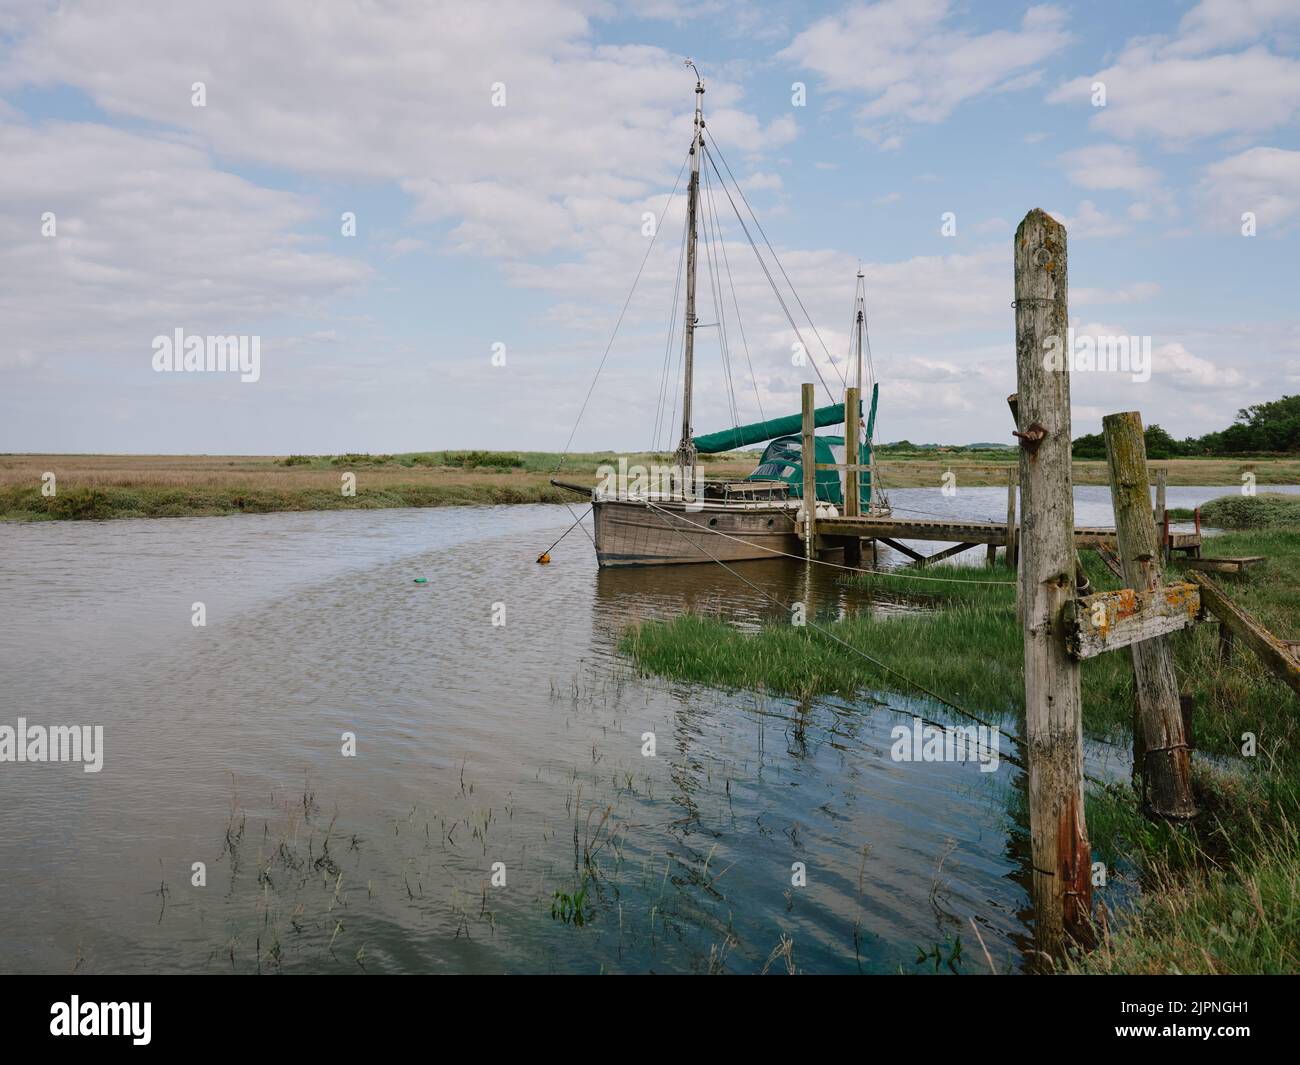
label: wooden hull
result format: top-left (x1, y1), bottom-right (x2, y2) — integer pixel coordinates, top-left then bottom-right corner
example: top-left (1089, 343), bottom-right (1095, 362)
top-left (592, 498), bottom-right (802, 567)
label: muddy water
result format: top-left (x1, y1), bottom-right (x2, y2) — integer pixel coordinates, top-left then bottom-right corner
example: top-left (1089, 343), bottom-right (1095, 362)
top-left (0, 486), bottom-right (1271, 973)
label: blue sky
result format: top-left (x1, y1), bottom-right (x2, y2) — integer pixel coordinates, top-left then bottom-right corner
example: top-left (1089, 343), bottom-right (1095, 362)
top-left (1, 0), bottom-right (1297, 454)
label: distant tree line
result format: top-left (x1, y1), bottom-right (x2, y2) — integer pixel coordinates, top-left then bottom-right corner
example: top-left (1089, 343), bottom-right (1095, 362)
top-left (1072, 395), bottom-right (1300, 458)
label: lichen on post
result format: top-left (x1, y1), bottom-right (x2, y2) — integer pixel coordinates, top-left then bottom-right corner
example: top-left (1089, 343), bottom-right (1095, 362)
top-left (1013, 208), bottom-right (1093, 961)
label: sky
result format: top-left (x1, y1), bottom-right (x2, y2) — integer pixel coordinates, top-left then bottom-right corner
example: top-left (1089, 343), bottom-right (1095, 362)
top-left (1, 0), bottom-right (1297, 454)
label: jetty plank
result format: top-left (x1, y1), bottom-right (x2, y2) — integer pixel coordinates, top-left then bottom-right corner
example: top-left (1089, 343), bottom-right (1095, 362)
top-left (1182, 556), bottom-right (1266, 574)
top-left (1063, 582), bottom-right (1202, 660)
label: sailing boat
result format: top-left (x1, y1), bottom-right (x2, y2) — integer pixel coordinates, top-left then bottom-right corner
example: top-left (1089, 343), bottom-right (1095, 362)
top-left (555, 68), bottom-right (883, 568)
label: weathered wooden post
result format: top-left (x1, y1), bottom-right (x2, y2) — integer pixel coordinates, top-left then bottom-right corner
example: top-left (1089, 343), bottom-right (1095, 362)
top-left (1154, 468), bottom-right (1166, 526)
top-left (1102, 412), bottom-right (1198, 820)
top-left (1006, 467), bottom-right (1018, 569)
top-left (844, 386), bottom-right (861, 518)
top-left (801, 383), bottom-right (817, 561)
top-left (1013, 209), bottom-right (1091, 957)
top-left (843, 385), bottom-right (862, 565)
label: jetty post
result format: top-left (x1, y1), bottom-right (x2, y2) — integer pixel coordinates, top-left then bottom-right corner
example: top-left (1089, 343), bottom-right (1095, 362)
top-left (1013, 208), bottom-right (1092, 958)
top-left (843, 385), bottom-right (862, 565)
top-left (1103, 412), bottom-right (1198, 820)
top-left (844, 386), bottom-right (861, 518)
top-left (801, 382), bottom-right (817, 560)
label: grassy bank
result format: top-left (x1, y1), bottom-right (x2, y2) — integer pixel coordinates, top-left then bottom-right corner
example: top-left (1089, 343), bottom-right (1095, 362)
top-left (3, 451), bottom-right (1297, 521)
top-left (0, 450), bottom-right (755, 521)
top-left (621, 529), bottom-right (1300, 972)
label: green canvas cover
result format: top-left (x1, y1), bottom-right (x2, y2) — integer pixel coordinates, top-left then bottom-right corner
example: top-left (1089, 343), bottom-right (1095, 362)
top-left (696, 385), bottom-right (879, 507)
top-left (742, 435), bottom-right (844, 503)
top-left (693, 402), bottom-right (850, 454)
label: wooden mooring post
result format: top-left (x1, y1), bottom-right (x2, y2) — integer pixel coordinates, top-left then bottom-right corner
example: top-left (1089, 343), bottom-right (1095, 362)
top-left (801, 382), bottom-right (817, 560)
top-left (843, 385), bottom-right (862, 565)
top-left (844, 386), bottom-right (861, 517)
top-left (1103, 412), bottom-right (1198, 820)
top-left (1005, 466), bottom-right (1018, 569)
top-left (1013, 208), bottom-right (1091, 958)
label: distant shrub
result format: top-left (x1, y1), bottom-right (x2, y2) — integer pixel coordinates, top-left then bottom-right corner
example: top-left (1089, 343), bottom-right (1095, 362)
top-left (330, 453), bottom-right (395, 466)
top-left (48, 489), bottom-right (114, 520)
top-left (441, 450), bottom-right (524, 469)
top-left (1199, 493), bottom-right (1300, 529)
top-left (281, 455), bottom-right (313, 466)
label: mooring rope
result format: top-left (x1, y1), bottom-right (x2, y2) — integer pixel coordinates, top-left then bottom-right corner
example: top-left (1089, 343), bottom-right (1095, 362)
top-left (537, 505), bottom-right (593, 561)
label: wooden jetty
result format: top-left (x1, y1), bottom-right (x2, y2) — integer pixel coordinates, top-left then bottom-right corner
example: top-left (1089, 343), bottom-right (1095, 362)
top-left (1182, 555), bottom-right (1265, 574)
top-left (802, 509), bottom-right (1203, 566)
top-left (797, 438), bottom-right (1205, 566)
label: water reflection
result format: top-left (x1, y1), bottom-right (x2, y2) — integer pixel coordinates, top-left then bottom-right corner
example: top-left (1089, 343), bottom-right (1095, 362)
top-left (0, 487), bottom-right (1264, 973)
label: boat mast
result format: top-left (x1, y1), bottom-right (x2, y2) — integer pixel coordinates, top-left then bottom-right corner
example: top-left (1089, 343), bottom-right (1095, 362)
top-left (855, 267), bottom-right (865, 401)
top-left (675, 63), bottom-right (705, 476)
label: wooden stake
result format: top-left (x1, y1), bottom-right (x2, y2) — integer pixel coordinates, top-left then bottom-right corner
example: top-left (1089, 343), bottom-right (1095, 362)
top-left (1194, 572), bottom-right (1300, 696)
top-left (844, 386), bottom-right (861, 518)
top-left (1014, 208), bottom-right (1091, 958)
top-left (1154, 468), bottom-right (1166, 527)
top-left (1102, 411), bottom-right (1198, 820)
top-left (1006, 467), bottom-right (1018, 570)
top-left (801, 382), bottom-right (817, 560)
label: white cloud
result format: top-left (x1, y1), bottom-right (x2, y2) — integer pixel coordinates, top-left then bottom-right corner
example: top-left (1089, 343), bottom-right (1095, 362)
top-left (1167, 0), bottom-right (1300, 57)
top-left (780, 0), bottom-right (1070, 140)
top-left (1073, 282), bottom-right (1161, 306)
top-left (1197, 146), bottom-right (1300, 232)
top-left (1059, 144), bottom-right (1161, 192)
top-left (0, 121), bottom-right (368, 368)
top-left (1154, 341), bottom-right (1246, 390)
top-left (1048, 1), bottom-right (1300, 143)
top-left (1052, 200), bottom-right (1131, 239)
top-left (1, 1), bottom-right (794, 261)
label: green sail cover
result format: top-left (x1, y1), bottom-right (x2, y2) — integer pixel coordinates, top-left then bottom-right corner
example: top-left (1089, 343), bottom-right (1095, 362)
top-left (743, 435), bottom-right (843, 503)
top-left (693, 402), bottom-right (850, 454)
top-left (727, 384), bottom-right (880, 506)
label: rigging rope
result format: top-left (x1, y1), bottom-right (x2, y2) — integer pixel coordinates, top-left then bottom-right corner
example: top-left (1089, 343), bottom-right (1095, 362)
top-left (700, 143), bottom-right (839, 404)
top-left (555, 148), bottom-right (692, 474)
top-left (711, 174), bottom-right (765, 424)
top-left (699, 162), bottom-right (741, 429)
top-left (652, 191), bottom-right (690, 451)
top-left (705, 136), bottom-right (846, 392)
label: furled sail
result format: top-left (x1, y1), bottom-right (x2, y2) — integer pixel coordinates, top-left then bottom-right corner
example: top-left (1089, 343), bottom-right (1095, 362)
top-left (693, 401), bottom-right (858, 454)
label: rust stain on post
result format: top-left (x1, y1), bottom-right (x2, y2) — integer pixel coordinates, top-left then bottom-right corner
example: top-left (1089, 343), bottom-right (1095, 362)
top-left (1015, 208), bottom-right (1091, 958)
top-left (1058, 791), bottom-right (1094, 942)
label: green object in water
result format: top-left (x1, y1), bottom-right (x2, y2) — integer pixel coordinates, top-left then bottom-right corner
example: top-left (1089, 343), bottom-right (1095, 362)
top-left (413, 577), bottom-right (427, 584)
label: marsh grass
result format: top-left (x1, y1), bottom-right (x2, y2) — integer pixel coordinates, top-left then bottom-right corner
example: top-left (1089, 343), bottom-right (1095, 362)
top-left (5, 451), bottom-right (1296, 520)
top-left (1073, 761), bottom-right (1300, 974)
top-left (0, 450), bottom-right (760, 520)
top-left (1198, 492), bottom-right (1300, 529)
top-left (622, 528), bottom-right (1300, 974)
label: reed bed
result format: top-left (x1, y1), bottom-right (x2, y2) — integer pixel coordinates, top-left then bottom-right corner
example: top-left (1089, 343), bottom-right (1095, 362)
top-left (622, 528), bottom-right (1300, 974)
